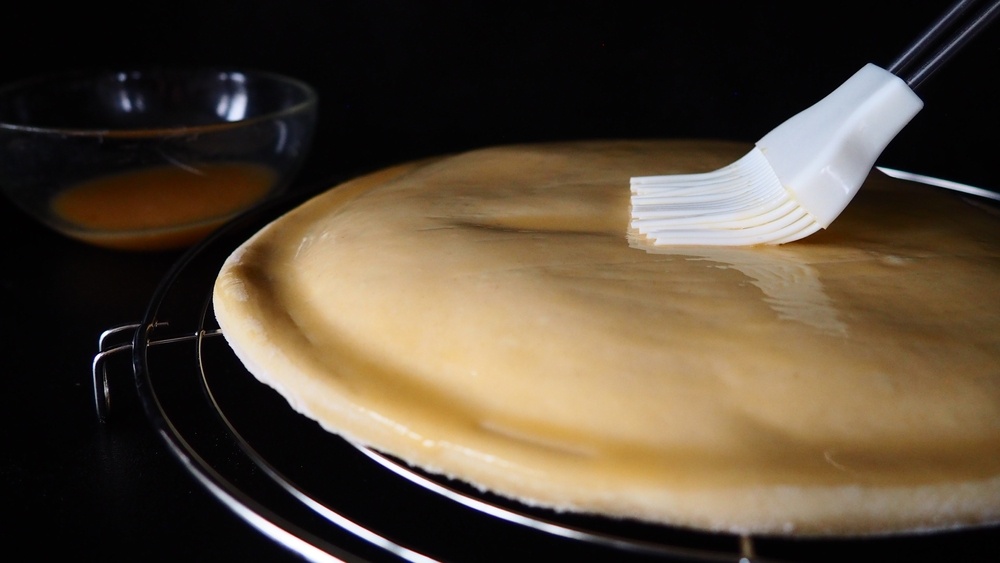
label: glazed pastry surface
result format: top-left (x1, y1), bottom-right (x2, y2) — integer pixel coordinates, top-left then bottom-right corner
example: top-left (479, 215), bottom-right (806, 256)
top-left (213, 140), bottom-right (1000, 535)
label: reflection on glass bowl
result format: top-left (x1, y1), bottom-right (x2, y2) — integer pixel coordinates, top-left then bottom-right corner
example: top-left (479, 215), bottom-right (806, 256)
top-left (0, 68), bottom-right (318, 251)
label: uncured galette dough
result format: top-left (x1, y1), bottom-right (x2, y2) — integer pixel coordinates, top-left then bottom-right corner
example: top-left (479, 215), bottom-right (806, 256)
top-left (213, 139), bottom-right (1000, 536)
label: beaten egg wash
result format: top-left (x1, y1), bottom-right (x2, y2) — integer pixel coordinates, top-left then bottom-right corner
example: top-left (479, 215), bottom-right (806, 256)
top-left (51, 162), bottom-right (276, 251)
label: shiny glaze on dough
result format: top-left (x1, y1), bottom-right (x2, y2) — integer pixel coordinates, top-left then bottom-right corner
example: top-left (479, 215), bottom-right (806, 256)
top-left (214, 140), bottom-right (1000, 535)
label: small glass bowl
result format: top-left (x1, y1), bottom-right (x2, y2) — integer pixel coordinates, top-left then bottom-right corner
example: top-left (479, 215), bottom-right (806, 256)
top-left (0, 68), bottom-right (318, 251)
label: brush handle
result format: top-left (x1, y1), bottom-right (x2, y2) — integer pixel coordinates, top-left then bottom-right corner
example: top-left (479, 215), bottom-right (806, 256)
top-left (887, 0), bottom-right (1000, 90)
top-left (756, 64), bottom-right (923, 227)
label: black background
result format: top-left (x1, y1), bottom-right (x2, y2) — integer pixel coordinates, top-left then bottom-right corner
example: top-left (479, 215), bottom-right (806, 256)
top-left (4, 1), bottom-right (996, 188)
top-left (2, 2), bottom-right (998, 562)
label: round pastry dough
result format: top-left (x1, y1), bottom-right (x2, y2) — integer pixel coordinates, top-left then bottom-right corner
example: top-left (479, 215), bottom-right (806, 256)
top-left (213, 139), bottom-right (1000, 537)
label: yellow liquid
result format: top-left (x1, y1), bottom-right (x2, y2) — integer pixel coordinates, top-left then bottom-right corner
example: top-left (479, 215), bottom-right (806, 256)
top-left (51, 162), bottom-right (277, 251)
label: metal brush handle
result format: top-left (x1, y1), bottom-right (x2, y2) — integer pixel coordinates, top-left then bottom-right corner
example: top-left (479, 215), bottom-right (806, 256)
top-left (886, 0), bottom-right (1000, 90)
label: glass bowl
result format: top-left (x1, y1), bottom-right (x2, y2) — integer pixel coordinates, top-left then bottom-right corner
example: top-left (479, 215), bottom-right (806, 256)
top-left (0, 68), bottom-right (318, 251)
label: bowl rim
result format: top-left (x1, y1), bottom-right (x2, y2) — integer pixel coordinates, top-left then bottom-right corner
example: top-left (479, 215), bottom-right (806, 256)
top-left (0, 66), bottom-right (319, 137)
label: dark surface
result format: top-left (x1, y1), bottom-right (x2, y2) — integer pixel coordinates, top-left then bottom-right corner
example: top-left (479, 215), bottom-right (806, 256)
top-left (2, 2), bottom-right (998, 562)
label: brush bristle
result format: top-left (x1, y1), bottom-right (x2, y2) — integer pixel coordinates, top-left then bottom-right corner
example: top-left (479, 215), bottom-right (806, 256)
top-left (630, 148), bottom-right (822, 246)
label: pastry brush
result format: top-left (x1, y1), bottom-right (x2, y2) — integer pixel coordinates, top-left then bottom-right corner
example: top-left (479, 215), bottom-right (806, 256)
top-left (630, 0), bottom-right (1000, 246)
